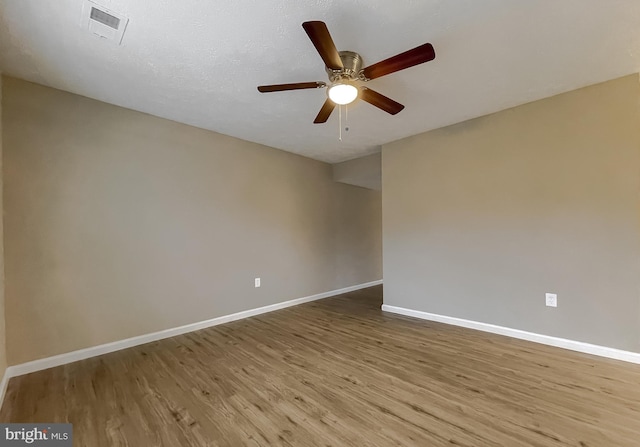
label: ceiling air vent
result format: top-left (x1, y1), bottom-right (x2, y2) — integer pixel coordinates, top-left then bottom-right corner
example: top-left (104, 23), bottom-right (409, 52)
top-left (90, 8), bottom-right (120, 29)
top-left (81, 1), bottom-right (129, 44)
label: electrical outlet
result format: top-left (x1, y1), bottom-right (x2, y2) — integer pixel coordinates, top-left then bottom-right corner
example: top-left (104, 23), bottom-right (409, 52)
top-left (545, 293), bottom-right (557, 307)
top-left (255, 278), bottom-right (261, 288)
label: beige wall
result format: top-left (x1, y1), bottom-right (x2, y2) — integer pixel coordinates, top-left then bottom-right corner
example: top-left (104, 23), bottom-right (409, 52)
top-left (2, 77), bottom-right (382, 365)
top-left (333, 153), bottom-right (381, 191)
top-left (383, 74), bottom-right (640, 352)
top-left (334, 183), bottom-right (383, 286)
top-left (0, 75), bottom-right (6, 377)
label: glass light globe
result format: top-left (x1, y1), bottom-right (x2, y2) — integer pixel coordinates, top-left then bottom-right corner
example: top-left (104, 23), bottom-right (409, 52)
top-left (328, 83), bottom-right (358, 105)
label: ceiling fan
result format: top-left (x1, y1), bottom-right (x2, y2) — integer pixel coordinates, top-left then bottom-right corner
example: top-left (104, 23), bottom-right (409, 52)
top-left (257, 21), bottom-right (436, 124)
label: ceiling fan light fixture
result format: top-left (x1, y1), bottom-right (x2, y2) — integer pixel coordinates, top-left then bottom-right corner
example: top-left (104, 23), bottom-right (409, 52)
top-left (327, 83), bottom-right (358, 105)
top-left (257, 21), bottom-right (435, 123)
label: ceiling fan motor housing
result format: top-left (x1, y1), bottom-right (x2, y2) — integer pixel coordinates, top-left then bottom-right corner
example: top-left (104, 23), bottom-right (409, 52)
top-left (326, 51), bottom-right (364, 82)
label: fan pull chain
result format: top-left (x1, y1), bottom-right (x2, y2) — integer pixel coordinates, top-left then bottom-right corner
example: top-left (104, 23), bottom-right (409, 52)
top-left (344, 104), bottom-right (350, 137)
top-left (339, 104), bottom-right (342, 141)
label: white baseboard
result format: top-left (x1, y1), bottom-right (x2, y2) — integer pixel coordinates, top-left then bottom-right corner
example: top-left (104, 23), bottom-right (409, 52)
top-left (4, 280), bottom-right (383, 384)
top-left (381, 304), bottom-right (640, 365)
top-left (0, 369), bottom-right (9, 409)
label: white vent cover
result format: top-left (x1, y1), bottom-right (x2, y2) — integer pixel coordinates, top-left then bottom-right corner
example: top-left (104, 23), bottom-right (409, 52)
top-left (81, 1), bottom-right (128, 44)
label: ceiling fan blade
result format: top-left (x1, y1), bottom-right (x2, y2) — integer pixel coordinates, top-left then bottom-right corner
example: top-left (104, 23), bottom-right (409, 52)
top-left (258, 81), bottom-right (326, 93)
top-left (361, 43), bottom-right (435, 80)
top-left (360, 87), bottom-right (405, 115)
top-left (314, 99), bottom-right (336, 123)
top-left (302, 21), bottom-right (344, 71)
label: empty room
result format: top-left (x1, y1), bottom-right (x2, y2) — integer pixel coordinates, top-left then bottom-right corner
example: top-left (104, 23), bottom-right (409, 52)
top-left (1, 0), bottom-right (640, 445)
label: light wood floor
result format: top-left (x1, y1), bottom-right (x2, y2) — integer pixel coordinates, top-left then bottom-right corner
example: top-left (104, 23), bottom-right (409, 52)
top-left (2, 286), bottom-right (640, 446)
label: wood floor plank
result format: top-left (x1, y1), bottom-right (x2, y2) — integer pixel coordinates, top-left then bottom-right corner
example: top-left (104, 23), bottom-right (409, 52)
top-left (1, 285), bottom-right (639, 446)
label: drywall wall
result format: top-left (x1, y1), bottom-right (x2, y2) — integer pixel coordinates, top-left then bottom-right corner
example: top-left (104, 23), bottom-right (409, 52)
top-left (0, 75), bottom-right (6, 379)
top-left (2, 77), bottom-right (382, 365)
top-left (383, 74), bottom-right (640, 352)
top-left (333, 153), bottom-right (381, 191)
top-left (334, 183), bottom-right (383, 286)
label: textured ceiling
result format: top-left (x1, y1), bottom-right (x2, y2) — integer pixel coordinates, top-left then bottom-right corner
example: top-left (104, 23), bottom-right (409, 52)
top-left (2, 0), bottom-right (640, 163)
